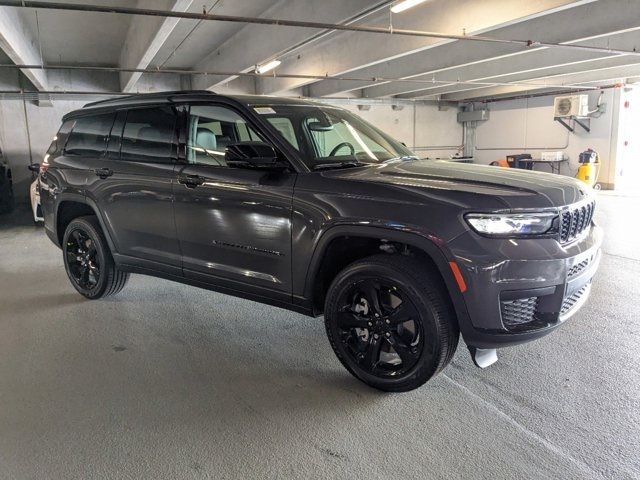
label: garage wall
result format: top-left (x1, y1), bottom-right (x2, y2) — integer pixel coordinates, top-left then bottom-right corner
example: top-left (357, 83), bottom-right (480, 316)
top-left (0, 68), bottom-right (186, 203)
top-left (340, 103), bottom-right (462, 158)
top-left (0, 98), bottom-right (88, 202)
top-left (473, 89), bottom-right (621, 188)
top-left (614, 86), bottom-right (640, 192)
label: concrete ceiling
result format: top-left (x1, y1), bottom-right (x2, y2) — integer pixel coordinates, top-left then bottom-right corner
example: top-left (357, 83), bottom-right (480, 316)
top-left (147, 0), bottom-right (278, 70)
top-left (0, 0), bottom-right (638, 101)
top-left (17, 0), bottom-right (133, 65)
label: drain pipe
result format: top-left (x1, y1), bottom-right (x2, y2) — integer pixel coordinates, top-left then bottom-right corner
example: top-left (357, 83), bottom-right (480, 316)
top-left (460, 103), bottom-right (478, 158)
top-left (18, 76), bottom-right (34, 167)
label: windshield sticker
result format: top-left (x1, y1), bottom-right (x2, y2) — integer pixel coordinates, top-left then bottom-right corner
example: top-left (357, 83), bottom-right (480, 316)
top-left (254, 107), bottom-right (276, 115)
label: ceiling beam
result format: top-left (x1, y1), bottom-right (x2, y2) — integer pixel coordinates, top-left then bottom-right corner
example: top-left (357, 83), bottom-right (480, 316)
top-left (0, 6), bottom-right (47, 90)
top-left (0, 0), bottom-right (617, 54)
top-left (0, 62), bottom-right (597, 90)
top-left (193, 0), bottom-right (387, 91)
top-left (395, 56), bottom-right (640, 99)
top-left (390, 30), bottom-right (640, 99)
top-left (440, 64), bottom-right (640, 101)
top-left (367, 31), bottom-right (640, 98)
top-left (257, 0), bottom-right (592, 95)
top-left (308, 0), bottom-right (639, 98)
top-left (120, 0), bottom-right (193, 93)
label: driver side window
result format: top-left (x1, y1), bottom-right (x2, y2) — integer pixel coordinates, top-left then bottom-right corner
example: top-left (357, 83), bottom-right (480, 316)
top-left (186, 105), bottom-right (263, 167)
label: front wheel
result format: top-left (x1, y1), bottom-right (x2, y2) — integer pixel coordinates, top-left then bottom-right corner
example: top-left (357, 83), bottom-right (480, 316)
top-left (324, 254), bottom-right (459, 392)
top-left (63, 216), bottom-right (129, 299)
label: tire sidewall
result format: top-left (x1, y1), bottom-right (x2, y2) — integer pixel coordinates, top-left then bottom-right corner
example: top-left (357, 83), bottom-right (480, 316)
top-left (62, 218), bottom-right (110, 299)
top-left (325, 261), bottom-right (444, 390)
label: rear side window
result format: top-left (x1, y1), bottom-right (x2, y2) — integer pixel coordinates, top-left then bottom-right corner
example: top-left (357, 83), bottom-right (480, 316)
top-left (106, 111), bottom-right (127, 160)
top-left (65, 113), bottom-right (115, 157)
top-left (49, 120), bottom-right (74, 155)
top-left (120, 107), bottom-right (177, 163)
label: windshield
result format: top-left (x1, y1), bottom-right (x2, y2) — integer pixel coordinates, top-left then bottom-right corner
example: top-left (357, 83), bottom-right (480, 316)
top-left (251, 104), bottom-right (415, 169)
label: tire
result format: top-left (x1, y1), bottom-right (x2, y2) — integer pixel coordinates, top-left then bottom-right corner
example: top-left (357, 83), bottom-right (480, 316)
top-left (62, 216), bottom-right (129, 299)
top-left (324, 254), bottom-right (459, 392)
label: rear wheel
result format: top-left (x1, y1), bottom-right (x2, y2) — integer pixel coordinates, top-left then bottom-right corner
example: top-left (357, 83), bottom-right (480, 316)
top-left (63, 216), bottom-right (129, 299)
top-left (324, 254), bottom-right (459, 392)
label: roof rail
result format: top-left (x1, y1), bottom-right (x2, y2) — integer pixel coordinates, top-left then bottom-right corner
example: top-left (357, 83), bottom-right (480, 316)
top-left (83, 90), bottom-right (216, 108)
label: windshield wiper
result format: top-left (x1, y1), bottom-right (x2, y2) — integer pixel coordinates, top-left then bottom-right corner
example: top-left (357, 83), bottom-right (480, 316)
top-left (312, 161), bottom-right (366, 171)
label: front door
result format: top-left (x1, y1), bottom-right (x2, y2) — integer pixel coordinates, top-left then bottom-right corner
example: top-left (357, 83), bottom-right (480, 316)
top-left (173, 104), bottom-right (295, 296)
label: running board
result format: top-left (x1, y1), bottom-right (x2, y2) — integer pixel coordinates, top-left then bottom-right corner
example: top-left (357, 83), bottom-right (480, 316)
top-left (468, 347), bottom-right (498, 368)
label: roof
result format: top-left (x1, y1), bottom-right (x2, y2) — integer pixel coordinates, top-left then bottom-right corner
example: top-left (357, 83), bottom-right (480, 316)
top-left (62, 91), bottom-right (320, 121)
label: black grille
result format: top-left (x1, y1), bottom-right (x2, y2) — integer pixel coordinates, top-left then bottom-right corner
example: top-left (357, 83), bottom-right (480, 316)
top-left (560, 201), bottom-right (595, 244)
top-left (501, 297), bottom-right (539, 330)
top-left (561, 284), bottom-right (590, 315)
top-left (567, 257), bottom-right (590, 279)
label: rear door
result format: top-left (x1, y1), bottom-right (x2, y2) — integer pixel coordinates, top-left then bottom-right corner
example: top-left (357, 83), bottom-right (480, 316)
top-left (173, 103), bottom-right (295, 295)
top-left (83, 105), bottom-right (182, 274)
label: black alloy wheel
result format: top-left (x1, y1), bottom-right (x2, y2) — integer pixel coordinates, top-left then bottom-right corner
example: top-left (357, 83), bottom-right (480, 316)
top-left (66, 228), bottom-right (101, 290)
top-left (62, 216), bottom-right (129, 299)
top-left (324, 254), bottom-right (459, 392)
top-left (336, 278), bottom-right (424, 377)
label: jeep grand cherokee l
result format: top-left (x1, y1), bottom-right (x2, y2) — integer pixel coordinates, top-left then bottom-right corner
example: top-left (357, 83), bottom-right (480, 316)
top-left (39, 91), bottom-right (602, 392)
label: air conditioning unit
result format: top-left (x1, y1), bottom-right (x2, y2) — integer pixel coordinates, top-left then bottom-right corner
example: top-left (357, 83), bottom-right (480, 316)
top-left (554, 95), bottom-right (589, 118)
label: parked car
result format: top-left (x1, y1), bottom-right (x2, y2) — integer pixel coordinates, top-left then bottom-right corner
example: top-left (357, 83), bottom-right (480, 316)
top-left (28, 164), bottom-right (44, 223)
top-left (0, 157), bottom-right (13, 214)
top-left (39, 91), bottom-right (602, 392)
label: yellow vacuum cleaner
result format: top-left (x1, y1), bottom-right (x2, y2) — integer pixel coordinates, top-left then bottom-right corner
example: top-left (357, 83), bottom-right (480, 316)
top-left (577, 148), bottom-right (601, 189)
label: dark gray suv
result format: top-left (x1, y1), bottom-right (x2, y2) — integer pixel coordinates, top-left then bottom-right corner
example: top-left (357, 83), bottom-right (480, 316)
top-left (38, 91), bottom-right (602, 391)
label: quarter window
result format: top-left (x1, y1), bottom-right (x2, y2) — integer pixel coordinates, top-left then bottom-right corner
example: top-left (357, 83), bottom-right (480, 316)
top-left (120, 107), bottom-right (177, 163)
top-left (65, 113), bottom-right (115, 157)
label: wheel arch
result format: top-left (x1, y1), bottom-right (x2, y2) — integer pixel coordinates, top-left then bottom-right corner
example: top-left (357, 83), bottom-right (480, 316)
top-left (303, 225), bottom-right (471, 328)
top-left (54, 194), bottom-right (116, 252)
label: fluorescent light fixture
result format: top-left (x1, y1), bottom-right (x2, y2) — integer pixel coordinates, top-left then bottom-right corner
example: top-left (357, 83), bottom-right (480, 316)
top-left (390, 0), bottom-right (428, 13)
top-left (255, 60), bottom-right (281, 74)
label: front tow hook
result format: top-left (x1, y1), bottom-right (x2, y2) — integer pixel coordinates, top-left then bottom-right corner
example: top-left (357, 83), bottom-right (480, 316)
top-left (468, 346), bottom-right (498, 368)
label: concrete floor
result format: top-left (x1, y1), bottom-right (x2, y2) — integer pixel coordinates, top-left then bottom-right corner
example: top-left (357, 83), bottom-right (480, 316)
top-left (0, 193), bottom-right (638, 480)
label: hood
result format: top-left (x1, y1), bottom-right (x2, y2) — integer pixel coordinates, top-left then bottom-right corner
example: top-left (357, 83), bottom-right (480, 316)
top-left (330, 159), bottom-right (591, 210)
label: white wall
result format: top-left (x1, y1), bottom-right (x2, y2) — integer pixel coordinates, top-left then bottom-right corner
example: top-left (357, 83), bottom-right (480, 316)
top-left (615, 86), bottom-right (640, 192)
top-left (473, 89), bottom-right (620, 187)
top-left (340, 103), bottom-right (462, 158)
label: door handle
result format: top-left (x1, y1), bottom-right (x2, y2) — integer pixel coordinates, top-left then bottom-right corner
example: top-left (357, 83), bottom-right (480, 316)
top-left (94, 167), bottom-right (113, 179)
top-left (178, 174), bottom-right (205, 188)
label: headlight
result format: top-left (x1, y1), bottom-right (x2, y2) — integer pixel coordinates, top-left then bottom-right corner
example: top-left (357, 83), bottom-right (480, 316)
top-left (465, 212), bottom-right (557, 236)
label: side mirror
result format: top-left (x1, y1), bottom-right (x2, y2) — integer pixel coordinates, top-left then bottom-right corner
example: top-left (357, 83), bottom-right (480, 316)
top-left (28, 163), bottom-right (40, 172)
top-left (225, 142), bottom-right (284, 169)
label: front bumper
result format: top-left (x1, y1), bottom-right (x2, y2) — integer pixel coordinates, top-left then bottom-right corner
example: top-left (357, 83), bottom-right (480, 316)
top-left (448, 223), bottom-right (603, 349)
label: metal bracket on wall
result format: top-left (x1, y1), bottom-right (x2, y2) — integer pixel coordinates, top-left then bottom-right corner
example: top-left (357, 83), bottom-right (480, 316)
top-left (554, 116), bottom-right (590, 133)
